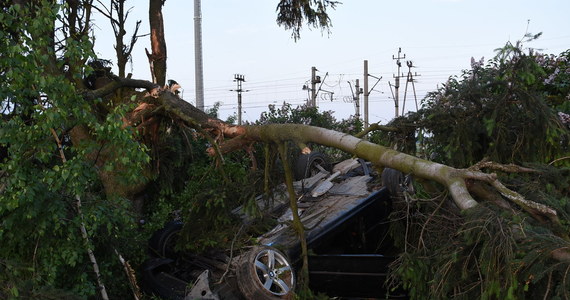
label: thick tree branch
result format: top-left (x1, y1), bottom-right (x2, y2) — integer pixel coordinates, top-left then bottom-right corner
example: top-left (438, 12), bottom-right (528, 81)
top-left (155, 91), bottom-right (246, 138)
top-left (82, 76), bottom-right (160, 101)
top-left (355, 122), bottom-right (400, 138)
top-left (217, 124), bottom-right (561, 223)
top-left (490, 180), bottom-right (564, 235)
top-left (466, 180), bottom-right (513, 210)
top-left (151, 94), bottom-right (569, 258)
top-left (153, 95), bottom-right (562, 230)
top-left (470, 159), bottom-right (539, 173)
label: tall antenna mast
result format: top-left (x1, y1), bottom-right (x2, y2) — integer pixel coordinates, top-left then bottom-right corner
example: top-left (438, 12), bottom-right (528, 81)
top-left (194, 0), bottom-right (204, 111)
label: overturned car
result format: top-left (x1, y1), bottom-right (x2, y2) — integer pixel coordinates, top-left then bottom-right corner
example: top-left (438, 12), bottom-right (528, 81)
top-left (141, 153), bottom-right (408, 299)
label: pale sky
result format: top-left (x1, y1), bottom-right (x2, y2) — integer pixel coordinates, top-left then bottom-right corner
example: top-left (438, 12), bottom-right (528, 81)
top-left (93, 0), bottom-right (570, 124)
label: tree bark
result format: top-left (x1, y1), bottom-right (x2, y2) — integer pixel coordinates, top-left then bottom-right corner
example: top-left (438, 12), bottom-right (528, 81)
top-left (148, 0), bottom-right (167, 86)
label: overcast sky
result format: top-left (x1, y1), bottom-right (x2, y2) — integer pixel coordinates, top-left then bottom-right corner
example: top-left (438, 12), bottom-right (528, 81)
top-left (93, 0), bottom-right (570, 124)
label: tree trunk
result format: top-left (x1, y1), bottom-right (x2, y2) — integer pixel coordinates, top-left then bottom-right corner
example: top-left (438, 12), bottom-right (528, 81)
top-left (115, 0), bottom-right (127, 78)
top-left (148, 0), bottom-right (167, 86)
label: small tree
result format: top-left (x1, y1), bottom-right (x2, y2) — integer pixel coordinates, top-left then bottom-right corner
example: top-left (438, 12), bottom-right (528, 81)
top-left (93, 0), bottom-right (146, 78)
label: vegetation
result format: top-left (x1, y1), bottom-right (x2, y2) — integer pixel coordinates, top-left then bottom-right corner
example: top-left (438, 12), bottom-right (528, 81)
top-left (0, 1), bottom-right (569, 300)
top-left (375, 35), bottom-right (570, 299)
top-left (0, 1), bottom-right (342, 298)
top-left (276, 0), bottom-right (340, 41)
top-left (378, 34), bottom-right (569, 168)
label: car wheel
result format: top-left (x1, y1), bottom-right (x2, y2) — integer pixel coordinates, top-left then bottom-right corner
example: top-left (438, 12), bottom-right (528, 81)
top-left (237, 246), bottom-right (295, 299)
top-left (294, 152), bottom-right (331, 180)
top-left (148, 221), bottom-right (183, 258)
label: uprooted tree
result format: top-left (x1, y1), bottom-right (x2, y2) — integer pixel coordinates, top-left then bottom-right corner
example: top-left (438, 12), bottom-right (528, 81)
top-left (1, 1), bottom-right (569, 299)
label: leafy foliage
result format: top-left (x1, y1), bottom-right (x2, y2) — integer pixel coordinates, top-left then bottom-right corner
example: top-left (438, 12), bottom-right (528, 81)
top-left (142, 132), bottom-right (264, 254)
top-left (276, 0), bottom-right (340, 41)
top-left (382, 37), bottom-right (569, 168)
top-left (384, 38), bottom-right (570, 299)
top-left (0, 2), bottom-right (150, 298)
top-left (390, 196), bottom-right (570, 300)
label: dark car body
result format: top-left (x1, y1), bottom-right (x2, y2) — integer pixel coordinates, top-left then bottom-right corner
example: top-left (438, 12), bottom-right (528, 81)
top-left (142, 160), bottom-right (406, 299)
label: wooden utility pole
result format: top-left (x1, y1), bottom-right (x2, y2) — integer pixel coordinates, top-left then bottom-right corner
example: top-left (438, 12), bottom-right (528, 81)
top-left (363, 60), bottom-right (369, 129)
top-left (392, 48), bottom-right (405, 117)
top-left (231, 74), bottom-right (247, 125)
top-left (355, 79), bottom-right (362, 119)
top-left (363, 60), bottom-right (382, 130)
top-left (303, 67), bottom-right (327, 107)
top-left (347, 79), bottom-right (363, 119)
top-left (310, 66), bottom-right (320, 107)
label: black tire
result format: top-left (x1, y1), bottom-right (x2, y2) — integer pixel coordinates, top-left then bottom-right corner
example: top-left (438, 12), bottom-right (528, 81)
top-left (294, 152), bottom-right (331, 180)
top-left (237, 246), bottom-right (295, 300)
top-left (382, 168), bottom-right (405, 199)
top-left (212, 280), bottom-right (241, 300)
top-left (148, 221), bottom-right (183, 258)
top-left (141, 258), bottom-right (186, 300)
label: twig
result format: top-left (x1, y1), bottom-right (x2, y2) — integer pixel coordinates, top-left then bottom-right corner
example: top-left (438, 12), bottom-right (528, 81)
top-left (49, 128), bottom-right (109, 300)
top-left (114, 249), bottom-right (141, 300)
top-left (216, 224), bottom-right (245, 284)
top-left (417, 192), bottom-right (448, 250)
top-left (404, 193), bottom-right (411, 253)
top-left (543, 271), bottom-right (552, 300)
top-left (0, 171), bottom-right (6, 194)
top-left (562, 265), bottom-right (570, 299)
top-left (549, 156), bottom-right (570, 165)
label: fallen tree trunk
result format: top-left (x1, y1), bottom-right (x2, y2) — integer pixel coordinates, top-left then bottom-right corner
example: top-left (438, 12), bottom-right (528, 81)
top-left (86, 81), bottom-right (568, 260)
top-left (145, 90), bottom-right (563, 234)
top-left (237, 124), bottom-right (556, 217)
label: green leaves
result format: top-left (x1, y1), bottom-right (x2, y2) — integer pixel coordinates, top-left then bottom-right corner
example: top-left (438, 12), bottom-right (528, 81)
top-left (0, 2), bottom-right (150, 297)
top-left (413, 41), bottom-right (569, 167)
top-left (386, 38), bottom-right (570, 300)
top-left (276, 0), bottom-right (340, 41)
top-left (483, 117), bottom-right (496, 136)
